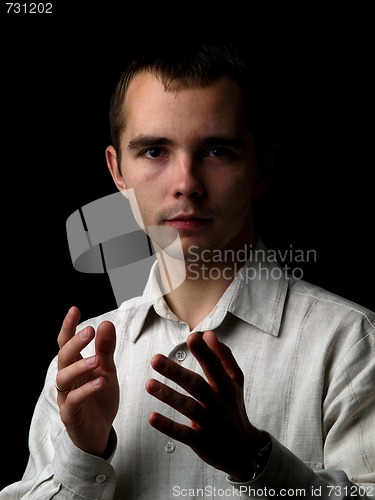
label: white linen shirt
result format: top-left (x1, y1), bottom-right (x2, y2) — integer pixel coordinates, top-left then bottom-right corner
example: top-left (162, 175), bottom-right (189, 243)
top-left (1, 240), bottom-right (374, 499)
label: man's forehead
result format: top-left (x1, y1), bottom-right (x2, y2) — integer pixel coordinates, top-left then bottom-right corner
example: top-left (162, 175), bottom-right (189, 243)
top-left (124, 70), bottom-right (241, 103)
top-left (120, 75), bottom-right (250, 149)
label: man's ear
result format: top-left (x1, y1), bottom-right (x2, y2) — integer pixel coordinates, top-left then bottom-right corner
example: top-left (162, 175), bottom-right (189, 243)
top-left (253, 143), bottom-right (282, 199)
top-left (106, 145), bottom-right (127, 194)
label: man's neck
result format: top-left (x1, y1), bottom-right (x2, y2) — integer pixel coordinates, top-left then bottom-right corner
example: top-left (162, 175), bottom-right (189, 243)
top-left (154, 235), bottom-right (257, 329)
top-left (162, 256), bottom-right (249, 330)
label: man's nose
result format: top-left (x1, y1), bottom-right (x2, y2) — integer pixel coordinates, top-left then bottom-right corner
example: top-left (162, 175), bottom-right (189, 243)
top-left (172, 156), bottom-right (205, 199)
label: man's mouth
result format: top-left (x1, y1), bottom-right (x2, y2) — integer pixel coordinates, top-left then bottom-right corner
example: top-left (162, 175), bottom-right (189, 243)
top-left (165, 214), bottom-right (211, 230)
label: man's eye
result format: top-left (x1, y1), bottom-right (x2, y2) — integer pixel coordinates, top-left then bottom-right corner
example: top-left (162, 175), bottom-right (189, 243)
top-left (144, 147), bottom-right (164, 159)
top-left (207, 147), bottom-right (234, 158)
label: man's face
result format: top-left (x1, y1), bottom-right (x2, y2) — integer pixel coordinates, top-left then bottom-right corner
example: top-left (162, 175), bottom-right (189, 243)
top-left (112, 71), bottom-right (261, 259)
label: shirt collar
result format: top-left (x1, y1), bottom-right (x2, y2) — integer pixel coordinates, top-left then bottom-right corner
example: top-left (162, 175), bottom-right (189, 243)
top-left (226, 238), bottom-right (290, 336)
top-left (126, 238), bottom-right (290, 342)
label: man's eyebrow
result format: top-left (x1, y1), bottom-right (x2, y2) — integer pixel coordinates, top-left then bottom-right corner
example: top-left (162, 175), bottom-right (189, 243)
top-left (127, 136), bottom-right (172, 150)
top-left (202, 136), bottom-right (246, 148)
top-left (127, 135), bottom-right (246, 150)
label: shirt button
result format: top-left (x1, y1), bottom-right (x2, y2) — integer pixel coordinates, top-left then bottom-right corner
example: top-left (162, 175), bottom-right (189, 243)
top-left (175, 350), bottom-right (186, 362)
top-left (165, 440), bottom-right (176, 453)
top-left (95, 473), bottom-right (107, 483)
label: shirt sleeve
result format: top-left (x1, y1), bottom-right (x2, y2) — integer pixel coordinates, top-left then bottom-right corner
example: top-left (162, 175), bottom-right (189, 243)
top-left (0, 356), bottom-right (117, 500)
top-left (227, 435), bottom-right (374, 498)
top-left (227, 326), bottom-right (375, 499)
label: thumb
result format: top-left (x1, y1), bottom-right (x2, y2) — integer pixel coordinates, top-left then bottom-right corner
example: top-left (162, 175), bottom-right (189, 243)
top-left (95, 321), bottom-right (117, 370)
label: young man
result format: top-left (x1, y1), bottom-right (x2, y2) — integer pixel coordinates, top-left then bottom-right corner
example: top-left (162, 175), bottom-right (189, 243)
top-left (1, 41), bottom-right (374, 499)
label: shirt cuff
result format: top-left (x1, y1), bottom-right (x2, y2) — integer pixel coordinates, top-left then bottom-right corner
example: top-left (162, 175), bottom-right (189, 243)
top-left (226, 433), bottom-right (316, 496)
top-left (52, 429), bottom-right (117, 500)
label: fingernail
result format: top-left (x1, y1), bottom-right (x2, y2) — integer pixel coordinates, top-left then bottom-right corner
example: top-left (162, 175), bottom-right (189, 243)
top-left (154, 355), bottom-right (167, 370)
top-left (85, 355), bottom-right (96, 365)
top-left (80, 327), bottom-right (89, 340)
top-left (149, 380), bottom-right (161, 393)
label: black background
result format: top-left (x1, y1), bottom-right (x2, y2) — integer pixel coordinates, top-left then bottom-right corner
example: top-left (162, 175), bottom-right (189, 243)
top-left (1, 5), bottom-right (374, 491)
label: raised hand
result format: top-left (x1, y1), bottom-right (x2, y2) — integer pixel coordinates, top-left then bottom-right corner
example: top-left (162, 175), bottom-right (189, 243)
top-left (146, 330), bottom-right (265, 481)
top-left (55, 306), bottom-right (119, 457)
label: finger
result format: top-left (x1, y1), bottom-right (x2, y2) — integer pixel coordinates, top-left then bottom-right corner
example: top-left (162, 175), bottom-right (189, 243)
top-left (56, 354), bottom-right (101, 395)
top-left (150, 354), bottom-right (216, 407)
top-left (58, 376), bottom-right (106, 406)
top-left (148, 411), bottom-right (198, 447)
top-left (57, 321), bottom-right (116, 392)
top-left (202, 331), bottom-right (244, 387)
top-left (57, 306), bottom-right (81, 349)
top-left (57, 325), bottom-right (96, 370)
top-left (186, 332), bottom-right (235, 393)
top-left (146, 379), bottom-right (207, 425)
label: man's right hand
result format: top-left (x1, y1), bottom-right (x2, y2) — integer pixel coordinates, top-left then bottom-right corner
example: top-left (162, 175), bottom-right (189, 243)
top-left (55, 306), bottom-right (119, 457)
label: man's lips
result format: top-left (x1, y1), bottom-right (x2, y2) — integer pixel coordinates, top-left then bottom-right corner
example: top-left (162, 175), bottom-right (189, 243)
top-left (164, 215), bottom-right (211, 230)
